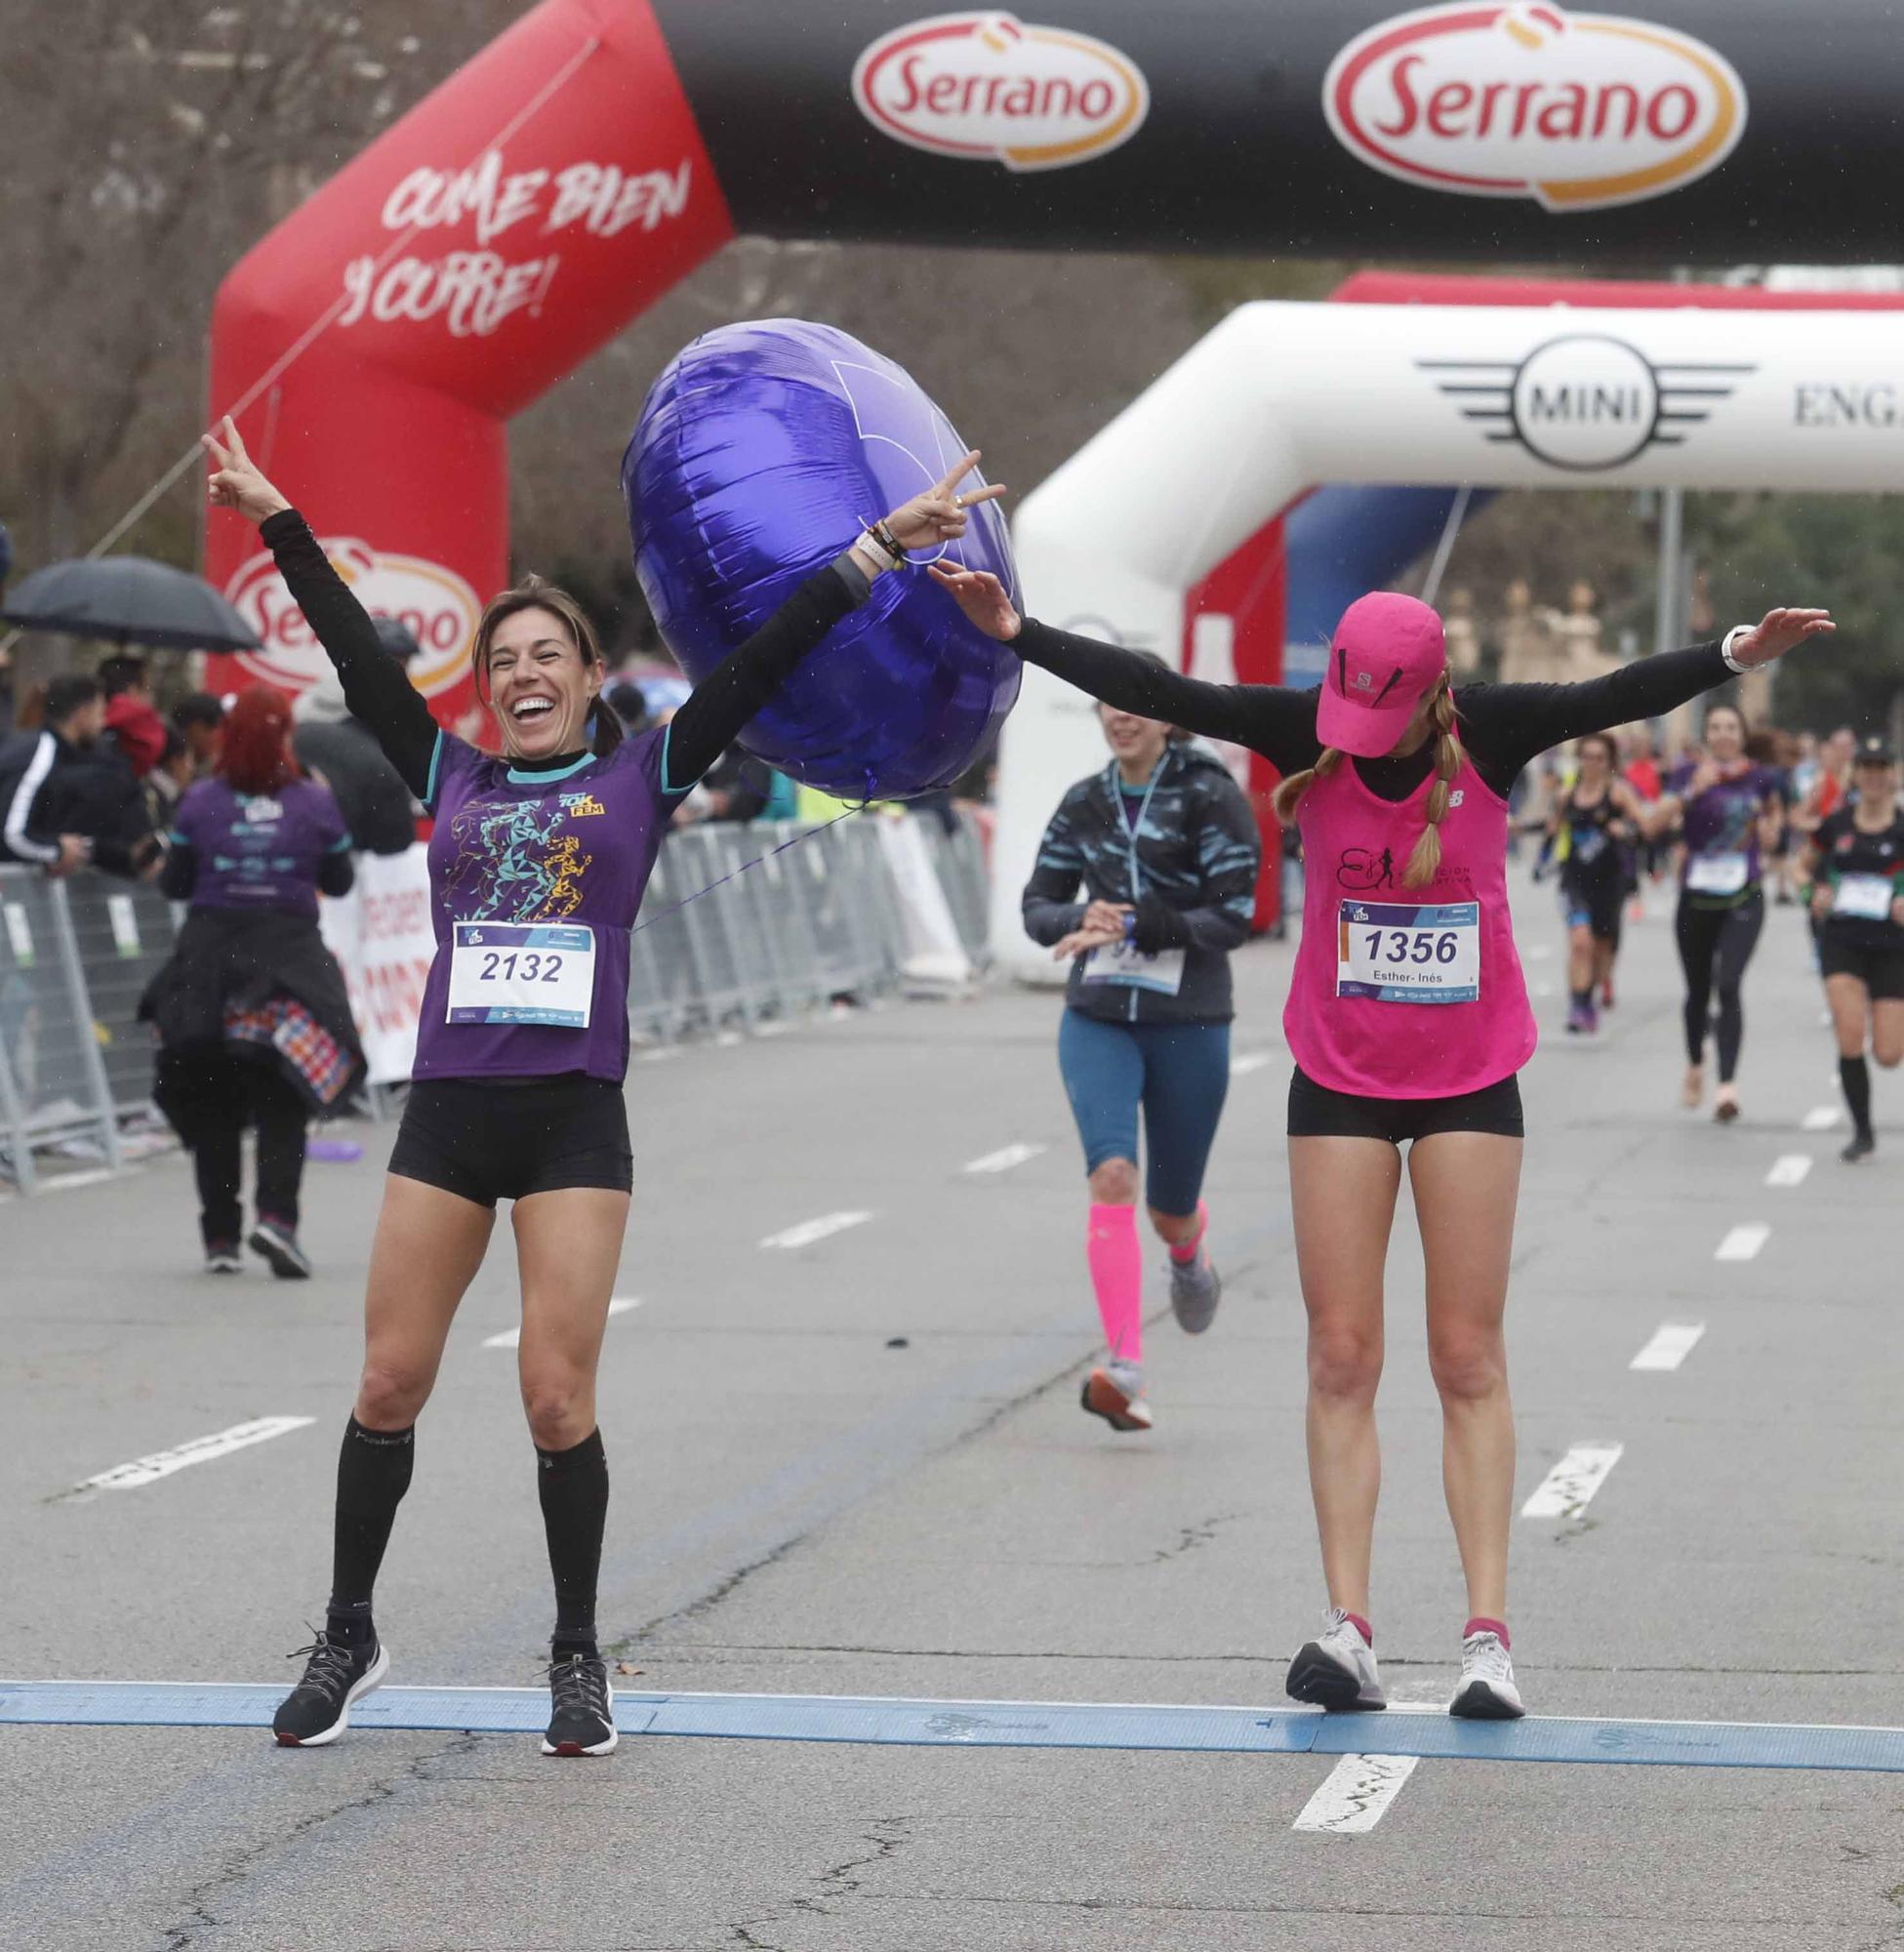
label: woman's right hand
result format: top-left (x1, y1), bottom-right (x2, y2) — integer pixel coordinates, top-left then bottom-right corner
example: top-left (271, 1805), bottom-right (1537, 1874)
top-left (203, 415), bottom-right (291, 525)
top-left (928, 563), bottom-right (1021, 642)
top-left (1809, 884), bottom-right (1834, 922)
top-left (1052, 924), bottom-right (1121, 962)
top-left (1081, 899), bottom-right (1132, 936)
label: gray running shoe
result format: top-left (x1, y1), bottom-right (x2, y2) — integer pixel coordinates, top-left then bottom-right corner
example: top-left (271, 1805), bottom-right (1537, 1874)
top-left (1449, 1629), bottom-right (1524, 1719)
top-left (1286, 1607), bottom-right (1387, 1711)
top-left (1168, 1241), bottom-right (1222, 1334)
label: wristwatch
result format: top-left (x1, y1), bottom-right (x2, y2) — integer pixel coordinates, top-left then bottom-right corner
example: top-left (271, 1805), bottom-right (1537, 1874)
top-left (1720, 625), bottom-right (1753, 675)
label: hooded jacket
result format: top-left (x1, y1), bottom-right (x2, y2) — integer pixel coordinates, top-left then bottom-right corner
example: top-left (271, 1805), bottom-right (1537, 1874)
top-left (0, 726), bottom-right (156, 875)
top-left (291, 671), bottom-right (418, 856)
top-left (1021, 741), bottom-right (1260, 1025)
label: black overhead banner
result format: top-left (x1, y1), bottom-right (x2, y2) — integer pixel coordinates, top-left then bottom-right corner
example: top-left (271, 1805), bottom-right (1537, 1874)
top-left (650, 0), bottom-right (1883, 265)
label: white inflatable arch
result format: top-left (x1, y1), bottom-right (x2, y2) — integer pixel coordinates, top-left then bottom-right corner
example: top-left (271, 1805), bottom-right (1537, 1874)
top-left (994, 298), bottom-right (1904, 975)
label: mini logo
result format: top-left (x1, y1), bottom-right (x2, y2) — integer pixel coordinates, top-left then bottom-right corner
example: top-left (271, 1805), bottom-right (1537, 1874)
top-left (1324, 3), bottom-right (1747, 214)
top-left (852, 12), bottom-right (1149, 172)
top-left (562, 793), bottom-right (606, 818)
top-left (225, 540), bottom-right (482, 700)
top-left (1419, 333), bottom-right (1754, 471)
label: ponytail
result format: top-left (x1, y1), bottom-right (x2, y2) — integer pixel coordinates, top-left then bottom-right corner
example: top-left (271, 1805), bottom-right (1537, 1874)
top-left (1400, 676), bottom-right (1460, 889)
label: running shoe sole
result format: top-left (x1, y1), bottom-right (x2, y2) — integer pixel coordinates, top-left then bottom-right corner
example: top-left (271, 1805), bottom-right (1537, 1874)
top-left (1285, 1644), bottom-right (1386, 1712)
top-left (542, 1681), bottom-right (618, 1758)
top-left (249, 1227), bottom-right (311, 1280)
top-left (275, 1640), bottom-right (389, 1748)
top-left (1080, 1370), bottom-right (1152, 1433)
top-left (1449, 1678), bottom-right (1525, 1720)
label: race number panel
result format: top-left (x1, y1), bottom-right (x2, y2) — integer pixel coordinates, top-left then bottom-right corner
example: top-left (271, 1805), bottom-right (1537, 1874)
top-left (1337, 900), bottom-right (1479, 1005)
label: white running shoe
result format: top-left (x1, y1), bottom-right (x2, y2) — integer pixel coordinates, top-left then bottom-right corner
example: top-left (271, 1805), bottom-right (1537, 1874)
top-left (1285, 1607), bottom-right (1386, 1711)
top-left (1080, 1360), bottom-right (1152, 1433)
top-left (1449, 1629), bottom-right (1525, 1720)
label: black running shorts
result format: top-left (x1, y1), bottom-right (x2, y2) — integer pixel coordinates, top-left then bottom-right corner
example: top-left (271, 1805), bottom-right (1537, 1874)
top-left (1818, 933), bottom-right (1904, 1001)
top-left (387, 1076), bottom-right (633, 1206)
top-left (1287, 1064), bottom-right (1525, 1145)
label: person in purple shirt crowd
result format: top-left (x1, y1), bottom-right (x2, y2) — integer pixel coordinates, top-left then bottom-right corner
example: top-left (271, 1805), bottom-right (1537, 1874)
top-left (142, 685), bottom-right (363, 1277)
top-left (203, 416), bottom-right (1002, 1760)
top-left (1656, 700), bottom-right (1786, 1123)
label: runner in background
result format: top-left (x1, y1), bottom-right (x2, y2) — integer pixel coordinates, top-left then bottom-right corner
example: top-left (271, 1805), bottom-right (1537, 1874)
top-left (1801, 736), bottom-right (1904, 1161)
top-left (1539, 733), bottom-right (1646, 1034)
top-left (1658, 706), bottom-right (1785, 1122)
top-left (1021, 681), bottom-right (1260, 1434)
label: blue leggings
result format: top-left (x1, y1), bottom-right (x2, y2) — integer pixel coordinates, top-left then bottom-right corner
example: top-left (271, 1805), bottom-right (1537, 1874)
top-left (1057, 1010), bottom-right (1232, 1216)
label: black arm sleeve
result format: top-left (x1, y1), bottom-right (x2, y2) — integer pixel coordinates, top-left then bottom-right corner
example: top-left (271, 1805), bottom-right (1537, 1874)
top-left (1019, 793), bottom-right (1089, 946)
top-left (663, 553), bottom-right (871, 793)
top-left (258, 510), bottom-right (440, 797)
top-left (158, 840), bottom-right (196, 901)
top-left (1012, 618), bottom-right (1321, 775)
top-left (318, 849), bottom-right (356, 898)
top-left (1458, 644), bottom-right (1731, 782)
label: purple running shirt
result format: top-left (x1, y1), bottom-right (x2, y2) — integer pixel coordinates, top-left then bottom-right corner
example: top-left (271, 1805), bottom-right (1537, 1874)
top-left (170, 776), bottom-right (349, 920)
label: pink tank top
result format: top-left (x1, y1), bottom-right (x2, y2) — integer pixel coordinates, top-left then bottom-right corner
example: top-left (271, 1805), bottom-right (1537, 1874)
top-left (1283, 750), bottom-right (1537, 1099)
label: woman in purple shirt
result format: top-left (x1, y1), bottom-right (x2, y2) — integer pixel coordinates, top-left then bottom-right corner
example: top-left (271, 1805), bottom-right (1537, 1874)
top-left (204, 417), bottom-right (1000, 1759)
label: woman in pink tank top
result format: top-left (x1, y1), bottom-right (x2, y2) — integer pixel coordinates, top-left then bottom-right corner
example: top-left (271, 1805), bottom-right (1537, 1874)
top-left (935, 560), bottom-right (1831, 1720)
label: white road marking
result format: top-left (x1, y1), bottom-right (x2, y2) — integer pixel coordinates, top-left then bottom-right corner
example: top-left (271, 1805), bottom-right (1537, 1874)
top-left (66, 1416), bottom-right (314, 1497)
top-left (1229, 1052), bottom-right (1273, 1078)
top-left (1524, 943), bottom-right (1555, 959)
top-left (1292, 1753), bottom-right (1420, 1834)
top-left (1802, 1105), bottom-right (1843, 1131)
top-left (1630, 1322), bottom-right (1706, 1372)
top-left (1716, 1223), bottom-right (1770, 1262)
top-left (963, 1142), bottom-right (1046, 1175)
top-left (1765, 1154), bottom-right (1813, 1188)
top-left (43, 1166), bottom-right (135, 1193)
top-left (760, 1210), bottom-right (873, 1250)
top-left (483, 1296), bottom-right (640, 1351)
top-left (1520, 1443), bottom-right (1624, 1520)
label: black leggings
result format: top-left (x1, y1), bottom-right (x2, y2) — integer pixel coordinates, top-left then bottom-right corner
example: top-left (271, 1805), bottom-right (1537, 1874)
top-left (163, 1051), bottom-right (309, 1245)
top-left (1675, 891), bottom-right (1765, 1083)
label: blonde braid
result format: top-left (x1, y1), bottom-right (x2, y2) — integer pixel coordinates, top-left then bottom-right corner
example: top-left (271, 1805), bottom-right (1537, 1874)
top-left (1401, 677), bottom-right (1461, 888)
top-left (1271, 745), bottom-right (1343, 825)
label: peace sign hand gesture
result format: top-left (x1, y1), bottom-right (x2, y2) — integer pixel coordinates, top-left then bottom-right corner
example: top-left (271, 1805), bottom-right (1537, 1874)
top-left (879, 449), bottom-right (1007, 553)
top-left (202, 415), bottom-right (291, 526)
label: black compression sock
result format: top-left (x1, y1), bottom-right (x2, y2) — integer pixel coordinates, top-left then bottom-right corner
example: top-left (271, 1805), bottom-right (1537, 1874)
top-left (538, 1428), bottom-right (609, 1656)
top-left (1841, 1055), bottom-right (1874, 1138)
top-left (329, 1416), bottom-right (415, 1625)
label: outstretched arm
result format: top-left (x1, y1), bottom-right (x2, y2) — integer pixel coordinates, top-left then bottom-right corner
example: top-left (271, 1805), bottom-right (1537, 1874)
top-left (929, 564), bottom-right (1321, 776)
top-left (205, 417), bottom-right (441, 798)
top-left (663, 450), bottom-right (1008, 794)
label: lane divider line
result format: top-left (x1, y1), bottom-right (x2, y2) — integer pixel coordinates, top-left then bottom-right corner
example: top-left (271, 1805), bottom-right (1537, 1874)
top-left (8, 1682), bottom-right (1904, 1771)
top-left (760, 1210), bottom-right (874, 1250)
top-left (1765, 1154), bottom-right (1813, 1188)
top-left (1292, 1752), bottom-right (1420, 1833)
top-left (1802, 1106), bottom-right (1843, 1132)
top-left (963, 1142), bottom-right (1046, 1175)
top-left (1715, 1223), bottom-right (1770, 1263)
top-left (483, 1297), bottom-right (639, 1352)
top-left (58, 1417), bottom-right (314, 1500)
top-left (1630, 1322), bottom-right (1706, 1372)
top-left (1229, 1052), bottom-right (1273, 1078)
top-left (1520, 1442), bottom-right (1624, 1520)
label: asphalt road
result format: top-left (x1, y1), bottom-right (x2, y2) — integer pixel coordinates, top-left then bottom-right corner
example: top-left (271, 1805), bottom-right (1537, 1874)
top-left (4, 867), bottom-right (1902, 1951)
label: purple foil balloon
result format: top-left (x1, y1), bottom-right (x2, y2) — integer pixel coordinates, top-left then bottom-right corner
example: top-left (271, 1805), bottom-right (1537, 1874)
top-left (623, 320), bottom-right (1020, 800)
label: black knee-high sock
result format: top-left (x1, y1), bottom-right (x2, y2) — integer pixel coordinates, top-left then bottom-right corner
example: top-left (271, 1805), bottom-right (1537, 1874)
top-left (1841, 1054), bottom-right (1874, 1138)
top-left (538, 1428), bottom-right (609, 1656)
top-left (329, 1417), bottom-right (415, 1643)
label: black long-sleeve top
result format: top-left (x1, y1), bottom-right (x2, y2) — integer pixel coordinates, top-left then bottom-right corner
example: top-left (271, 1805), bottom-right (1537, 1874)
top-left (257, 509), bottom-right (869, 799)
top-left (1012, 618), bottom-right (1736, 799)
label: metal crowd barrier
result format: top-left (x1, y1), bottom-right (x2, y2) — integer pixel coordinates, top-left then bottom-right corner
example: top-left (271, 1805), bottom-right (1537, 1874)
top-left (0, 809), bottom-right (992, 1192)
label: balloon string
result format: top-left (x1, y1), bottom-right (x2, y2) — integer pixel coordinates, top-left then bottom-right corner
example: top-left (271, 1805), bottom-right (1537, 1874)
top-left (630, 806), bottom-right (866, 937)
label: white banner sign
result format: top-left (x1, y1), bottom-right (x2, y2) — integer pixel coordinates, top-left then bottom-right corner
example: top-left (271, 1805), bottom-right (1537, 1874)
top-left (319, 844), bottom-right (437, 1085)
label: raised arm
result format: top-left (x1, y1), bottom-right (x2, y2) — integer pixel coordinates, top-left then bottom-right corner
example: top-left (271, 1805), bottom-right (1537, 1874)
top-left (205, 419), bottom-right (439, 798)
top-left (664, 451), bottom-right (1008, 794)
top-left (929, 564), bottom-right (1321, 776)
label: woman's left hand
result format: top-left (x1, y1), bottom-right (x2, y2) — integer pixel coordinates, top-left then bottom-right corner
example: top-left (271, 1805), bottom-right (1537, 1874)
top-left (1728, 608), bottom-right (1836, 668)
top-left (881, 449), bottom-right (1007, 552)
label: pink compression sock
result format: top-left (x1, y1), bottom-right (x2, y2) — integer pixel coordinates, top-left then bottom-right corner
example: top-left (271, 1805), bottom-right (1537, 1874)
top-left (1167, 1200), bottom-right (1209, 1265)
top-left (1087, 1203), bottom-right (1144, 1364)
top-left (1465, 1616), bottom-right (1510, 1648)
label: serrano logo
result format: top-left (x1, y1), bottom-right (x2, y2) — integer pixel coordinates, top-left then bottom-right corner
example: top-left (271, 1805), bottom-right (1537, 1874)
top-left (224, 541), bottom-right (482, 700)
top-left (1324, 3), bottom-right (1746, 213)
top-left (852, 12), bottom-right (1148, 171)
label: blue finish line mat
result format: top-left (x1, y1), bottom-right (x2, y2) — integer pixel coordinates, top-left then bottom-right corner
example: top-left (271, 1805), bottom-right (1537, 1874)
top-left (5, 1681), bottom-right (1904, 1772)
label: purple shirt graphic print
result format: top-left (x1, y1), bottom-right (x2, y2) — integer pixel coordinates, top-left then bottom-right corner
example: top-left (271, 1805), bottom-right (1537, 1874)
top-left (174, 775), bottom-right (348, 919)
top-left (415, 726), bottom-right (676, 1082)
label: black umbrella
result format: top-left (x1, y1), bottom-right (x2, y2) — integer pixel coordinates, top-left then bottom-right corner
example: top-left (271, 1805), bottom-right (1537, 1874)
top-left (1, 554), bottom-right (260, 651)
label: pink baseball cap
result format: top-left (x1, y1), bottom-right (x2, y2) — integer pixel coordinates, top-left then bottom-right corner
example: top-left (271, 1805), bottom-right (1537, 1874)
top-left (1316, 593), bottom-right (1448, 757)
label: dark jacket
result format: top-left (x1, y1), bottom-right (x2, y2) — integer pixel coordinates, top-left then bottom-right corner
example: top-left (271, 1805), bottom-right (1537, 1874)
top-left (1021, 742), bottom-right (1260, 1025)
top-left (0, 727), bottom-right (156, 876)
top-left (291, 678), bottom-right (418, 856)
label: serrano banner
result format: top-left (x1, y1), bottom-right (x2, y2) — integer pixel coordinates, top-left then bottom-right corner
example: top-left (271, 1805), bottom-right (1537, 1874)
top-left (208, 0), bottom-right (1902, 718)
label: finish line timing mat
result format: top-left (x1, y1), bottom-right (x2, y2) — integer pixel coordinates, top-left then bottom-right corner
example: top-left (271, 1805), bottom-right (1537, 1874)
top-left (6, 1683), bottom-right (1903, 1773)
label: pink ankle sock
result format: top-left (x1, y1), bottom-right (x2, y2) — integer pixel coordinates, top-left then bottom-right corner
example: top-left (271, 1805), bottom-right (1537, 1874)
top-left (1167, 1200), bottom-right (1209, 1265)
top-left (1087, 1203), bottom-right (1143, 1364)
top-left (1465, 1615), bottom-right (1510, 1648)
top-left (1343, 1611), bottom-right (1373, 1647)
